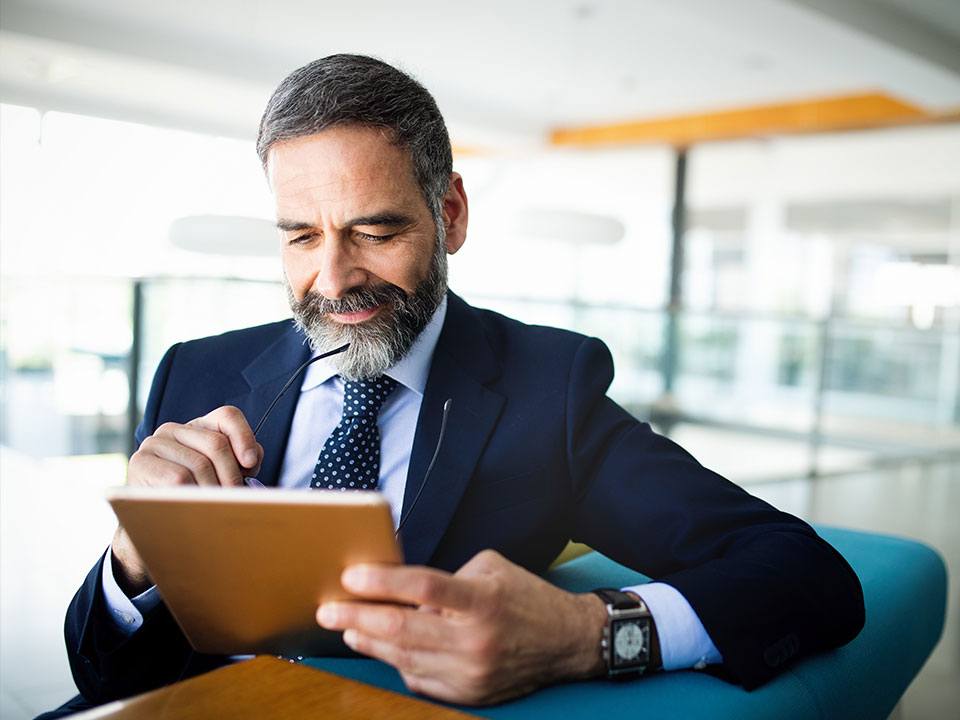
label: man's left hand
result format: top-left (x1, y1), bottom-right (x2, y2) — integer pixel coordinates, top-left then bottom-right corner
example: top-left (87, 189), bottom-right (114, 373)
top-left (316, 549), bottom-right (608, 705)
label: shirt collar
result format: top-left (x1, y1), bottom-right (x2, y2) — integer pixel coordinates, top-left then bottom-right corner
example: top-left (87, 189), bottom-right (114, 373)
top-left (299, 294), bottom-right (448, 396)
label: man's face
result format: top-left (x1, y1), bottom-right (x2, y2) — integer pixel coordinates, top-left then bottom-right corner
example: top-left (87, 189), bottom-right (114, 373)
top-left (267, 125), bottom-right (466, 379)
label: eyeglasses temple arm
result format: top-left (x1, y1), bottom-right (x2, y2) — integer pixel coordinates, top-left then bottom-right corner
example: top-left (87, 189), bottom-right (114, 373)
top-left (396, 397), bottom-right (451, 536)
top-left (251, 342), bottom-right (350, 438)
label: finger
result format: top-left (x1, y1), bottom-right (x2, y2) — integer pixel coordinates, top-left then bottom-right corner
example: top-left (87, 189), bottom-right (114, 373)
top-left (130, 436), bottom-right (221, 486)
top-left (398, 671), bottom-right (466, 705)
top-left (455, 548), bottom-right (510, 578)
top-left (157, 424), bottom-right (246, 486)
top-left (317, 601), bottom-right (451, 649)
top-left (340, 627), bottom-right (442, 680)
top-left (340, 564), bottom-right (479, 611)
top-left (319, 604), bottom-right (497, 706)
top-left (188, 406), bottom-right (261, 471)
top-left (401, 668), bottom-right (534, 707)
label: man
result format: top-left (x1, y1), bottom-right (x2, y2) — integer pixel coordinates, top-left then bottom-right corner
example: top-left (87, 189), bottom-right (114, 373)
top-left (59, 54), bottom-right (864, 712)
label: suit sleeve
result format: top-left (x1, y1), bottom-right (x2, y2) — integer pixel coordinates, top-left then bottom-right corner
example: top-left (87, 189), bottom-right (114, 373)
top-left (64, 343), bottom-right (225, 704)
top-left (565, 337), bottom-right (865, 689)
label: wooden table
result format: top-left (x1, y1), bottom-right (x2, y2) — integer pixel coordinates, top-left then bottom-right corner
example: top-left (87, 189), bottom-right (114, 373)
top-left (72, 656), bottom-right (481, 719)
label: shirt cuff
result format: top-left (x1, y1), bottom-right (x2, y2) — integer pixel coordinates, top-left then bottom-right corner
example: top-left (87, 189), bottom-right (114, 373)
top-left (100, 547), bottom-right (162, 635)
top-left (623, 581), bottom-right (723, 671)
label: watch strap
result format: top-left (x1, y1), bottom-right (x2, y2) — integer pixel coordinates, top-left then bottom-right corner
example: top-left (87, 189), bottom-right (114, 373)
top-left (592, 587), bottom-right (645, 611)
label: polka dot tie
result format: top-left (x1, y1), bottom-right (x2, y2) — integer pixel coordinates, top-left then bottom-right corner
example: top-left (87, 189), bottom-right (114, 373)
top-left (310, 376), bottom-right (398, 491)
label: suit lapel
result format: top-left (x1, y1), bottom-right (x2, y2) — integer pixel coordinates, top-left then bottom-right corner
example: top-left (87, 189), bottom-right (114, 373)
top-left (219, 297), bottom-right (504, 557)
top-left (399, 294), bottom-right (505, 566)
top-left (230, 324), bottom-right (312, 487)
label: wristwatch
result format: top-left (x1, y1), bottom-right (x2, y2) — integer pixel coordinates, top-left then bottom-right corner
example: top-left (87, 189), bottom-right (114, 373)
top-left (592, 588), bottom-right (659, 678)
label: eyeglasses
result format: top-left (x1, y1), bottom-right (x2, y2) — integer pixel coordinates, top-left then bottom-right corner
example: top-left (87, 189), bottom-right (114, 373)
top-left (243, 341), bottom-right (450, 535)
top-left (252, 343), bottom-right (350, 437)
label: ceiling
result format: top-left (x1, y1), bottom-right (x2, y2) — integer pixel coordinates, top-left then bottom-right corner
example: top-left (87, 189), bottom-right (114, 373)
top-left (1, 0), bottom-right (959, 148)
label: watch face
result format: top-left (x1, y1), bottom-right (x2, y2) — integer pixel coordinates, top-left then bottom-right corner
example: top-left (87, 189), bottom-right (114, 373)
top-left (613, 619), bottom-right (649, 666)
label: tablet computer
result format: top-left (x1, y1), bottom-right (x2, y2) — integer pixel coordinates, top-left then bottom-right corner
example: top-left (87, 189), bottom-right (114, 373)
top-left (106, 485), bottom-right (402, 656)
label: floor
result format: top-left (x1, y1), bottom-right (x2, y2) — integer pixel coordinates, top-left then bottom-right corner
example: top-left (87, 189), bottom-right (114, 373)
top-left (0, 445), bottom-right (956, 719)
top-left (0, 452), bottom-right (124, 719)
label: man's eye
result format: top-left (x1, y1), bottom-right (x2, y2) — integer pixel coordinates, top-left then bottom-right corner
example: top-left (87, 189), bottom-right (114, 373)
top-left (288, 232), bottom-right (317, 245)
top-left (356, 232), bottom-right (395, 243)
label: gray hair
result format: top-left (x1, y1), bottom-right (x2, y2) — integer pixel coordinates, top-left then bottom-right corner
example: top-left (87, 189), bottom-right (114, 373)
top-left (257, 54), bottom-right (452, 222)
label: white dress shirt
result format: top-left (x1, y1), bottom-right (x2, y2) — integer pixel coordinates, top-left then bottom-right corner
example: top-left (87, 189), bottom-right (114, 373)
top-left (101, 295), bottom-right (721, 671)
top-left (273, 295), bottom-right (447, 524)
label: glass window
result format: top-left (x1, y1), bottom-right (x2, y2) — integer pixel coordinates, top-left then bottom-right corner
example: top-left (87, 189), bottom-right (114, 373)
top-left (0, 105), bottom-right (280, 462)
top-left (683, 125), bottom-right (960, 460)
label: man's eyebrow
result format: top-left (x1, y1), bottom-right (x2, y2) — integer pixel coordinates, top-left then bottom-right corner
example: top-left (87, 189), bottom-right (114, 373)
top-left (347, 211), bottom-right (415, 227)
top-left (276, 219), bottom-right (314, 232)
top-left (275, 212), bottom-right (415, 233)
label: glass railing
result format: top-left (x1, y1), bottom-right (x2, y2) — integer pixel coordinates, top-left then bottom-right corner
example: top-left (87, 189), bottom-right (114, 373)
top-left (2, 278), bottom-right (957, 482)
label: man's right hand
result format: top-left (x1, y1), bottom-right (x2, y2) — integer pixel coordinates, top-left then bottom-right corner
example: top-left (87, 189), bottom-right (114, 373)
top-left (111, 405), bottom-right (263, 595)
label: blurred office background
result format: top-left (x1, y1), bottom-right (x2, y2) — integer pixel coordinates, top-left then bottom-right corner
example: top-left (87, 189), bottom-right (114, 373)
top-left (1, 1), bottom-right (958, 718)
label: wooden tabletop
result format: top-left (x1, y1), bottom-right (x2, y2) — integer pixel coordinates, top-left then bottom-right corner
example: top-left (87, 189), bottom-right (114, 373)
top-left (72, 656), bottom-right (483, 719)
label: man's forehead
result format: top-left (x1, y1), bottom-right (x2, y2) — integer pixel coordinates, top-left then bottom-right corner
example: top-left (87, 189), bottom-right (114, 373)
top-left (267, 127), bottom-right (425, 222)
top-left (267, 126), bottom-right (411, 176)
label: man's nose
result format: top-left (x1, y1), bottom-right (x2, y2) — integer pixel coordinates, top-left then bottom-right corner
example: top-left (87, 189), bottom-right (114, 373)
top-left (312, 240), bottom-right (367, 299)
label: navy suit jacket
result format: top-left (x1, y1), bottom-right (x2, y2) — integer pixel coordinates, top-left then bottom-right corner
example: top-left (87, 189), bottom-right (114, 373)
top-left (65, 293), bottom-right (864, 704)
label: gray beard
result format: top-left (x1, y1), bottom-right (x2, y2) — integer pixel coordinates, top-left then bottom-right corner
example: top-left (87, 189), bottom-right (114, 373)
top-left (286, 238), bottom-right (448, 381)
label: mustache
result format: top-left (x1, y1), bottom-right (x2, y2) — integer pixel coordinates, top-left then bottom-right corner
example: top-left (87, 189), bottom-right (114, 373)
top-left (293, 283), bottom-right (408, 317)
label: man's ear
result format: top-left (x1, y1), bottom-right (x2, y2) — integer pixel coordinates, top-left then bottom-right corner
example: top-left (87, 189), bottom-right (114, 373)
top-left (442, 172), bottom-right (468, 255)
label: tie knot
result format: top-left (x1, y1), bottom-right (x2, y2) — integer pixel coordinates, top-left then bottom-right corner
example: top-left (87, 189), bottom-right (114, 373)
top-left (341, 376), bottom-right (398, 418)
